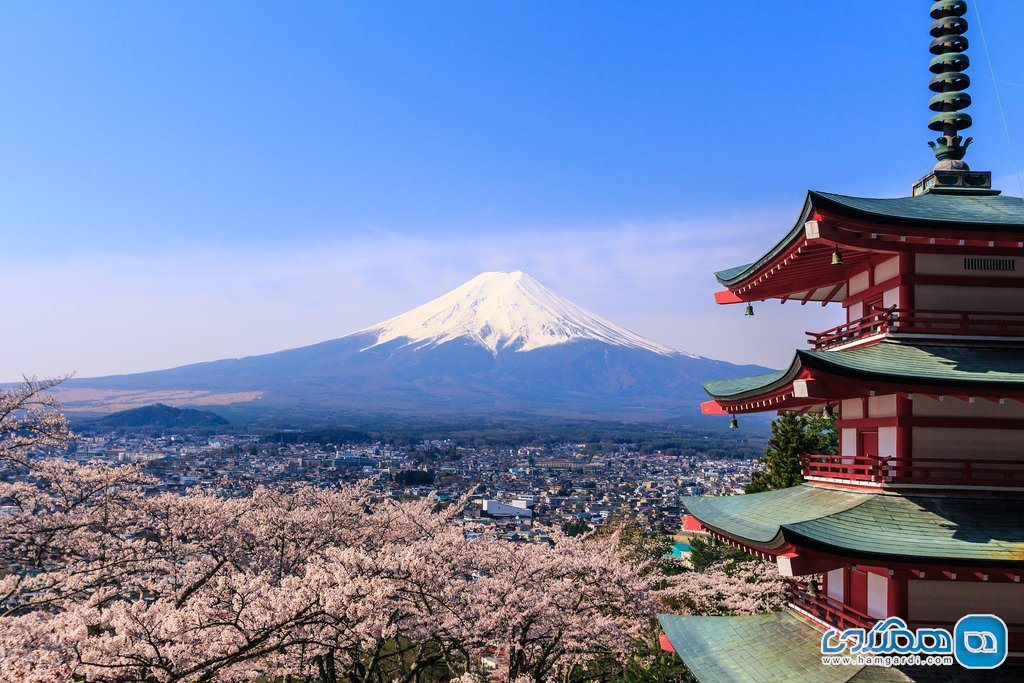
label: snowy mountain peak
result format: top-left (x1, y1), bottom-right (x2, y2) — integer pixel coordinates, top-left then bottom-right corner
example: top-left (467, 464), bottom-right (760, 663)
top-left (360, 271), bottom-right (686, 356)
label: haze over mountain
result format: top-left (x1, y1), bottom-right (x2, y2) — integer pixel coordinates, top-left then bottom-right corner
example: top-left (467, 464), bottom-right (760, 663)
top-left (58, 271), bottom-right (769, 422)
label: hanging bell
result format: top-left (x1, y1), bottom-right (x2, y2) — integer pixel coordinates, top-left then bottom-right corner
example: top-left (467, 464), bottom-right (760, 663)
top-left (823, 402), bottom-right (835, 419)
top-left (831, 246), bottom-right (843, 266)
top-left (729, 415), bottom-right (739, 429)
top-left (744, 302), bottom-right (754, 317)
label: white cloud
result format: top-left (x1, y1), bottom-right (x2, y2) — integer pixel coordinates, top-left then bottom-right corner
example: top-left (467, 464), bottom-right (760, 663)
top-left (0, 212), bottom-right (839, 381)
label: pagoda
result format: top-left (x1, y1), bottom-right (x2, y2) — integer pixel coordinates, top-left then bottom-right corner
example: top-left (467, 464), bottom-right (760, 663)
top-left (659, 2), bottom-right (1024, 680)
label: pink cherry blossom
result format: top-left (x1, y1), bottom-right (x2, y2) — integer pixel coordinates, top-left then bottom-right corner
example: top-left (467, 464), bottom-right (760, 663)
top-left (0, 379), bottom-right (663, 682)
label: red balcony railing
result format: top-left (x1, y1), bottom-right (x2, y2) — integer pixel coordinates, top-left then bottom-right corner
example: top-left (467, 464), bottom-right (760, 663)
top-left (803, 455), bottom-right (885, 482)
top-left (889, 308), bottom-right (1024, 337)
top-left (789, 581), bottom-right (1024, 649)
top-left (807, 307), bottom-right (1024, 350)
top-left (785, 579), bottom-right (875, 631)
top-left (803, 454), bottom-right (1024, 488)
top-left (806, 307), bottom-right (892, 350)
top-left (888, 458), bottom-right (1024, 487)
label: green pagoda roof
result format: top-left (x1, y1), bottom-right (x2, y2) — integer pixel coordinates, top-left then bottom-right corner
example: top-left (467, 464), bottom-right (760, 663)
top-left (715, 190), bottom-right (1024, 287)
top-left (684, 485), bottom-right (1024, 565)
top-left (658, 612), bottom-right (1017, 682)
top-left (812, 191), bottom-right (1024, 229)
top-left (702, 341), bottom-right (1024, 402)
top-left (657, 612), bottom-right (912, 682)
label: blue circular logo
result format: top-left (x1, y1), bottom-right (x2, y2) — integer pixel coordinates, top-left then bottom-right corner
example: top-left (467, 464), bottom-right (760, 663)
top-left (953, 614), bottom-right (1007, 669)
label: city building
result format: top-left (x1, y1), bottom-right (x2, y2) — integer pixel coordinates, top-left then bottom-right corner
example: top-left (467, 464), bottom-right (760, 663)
top-left (481, 499), bottom-right (534, 519)
top-left (660, 2), bottom-right (1024, 680)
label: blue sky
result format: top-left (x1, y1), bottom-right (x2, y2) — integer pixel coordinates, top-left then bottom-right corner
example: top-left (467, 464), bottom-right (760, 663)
top-left (3, 1), bottom-right (1024, 380)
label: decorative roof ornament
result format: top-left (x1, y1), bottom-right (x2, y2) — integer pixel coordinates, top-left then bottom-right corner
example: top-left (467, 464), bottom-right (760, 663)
top-left (927, 0), bottom-right (973, 170)
top-left (913, 0), bottom-right (995, 196)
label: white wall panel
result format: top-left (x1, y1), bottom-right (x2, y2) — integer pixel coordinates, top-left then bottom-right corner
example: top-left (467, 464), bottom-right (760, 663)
top-left (867, 573), bottom-right (888, 619)
top-left (827, 568), bottom-right (845, 602)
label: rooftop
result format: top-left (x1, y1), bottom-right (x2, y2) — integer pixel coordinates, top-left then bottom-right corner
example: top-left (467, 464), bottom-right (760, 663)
top-left (658, 612), bottom-right (1017, 682)
top-left (713, 190), bottom-right (1024, 301)
top-left (683, 484), bottom-right (1024, 565)
top-left (658, 612), bottom-right (912, 682)
top-left (703, 340), bottom-right (1024, 404)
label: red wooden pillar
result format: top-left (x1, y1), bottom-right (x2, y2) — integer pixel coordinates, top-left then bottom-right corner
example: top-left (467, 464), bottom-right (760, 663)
top-left (887, 573), bottom-right (908, 619)
top-left (895, 395), bottom-right (913, 480)
top-left (898, 253), bottom-right (915, 310)
top-left (849, 568), bottom-right (868, 614)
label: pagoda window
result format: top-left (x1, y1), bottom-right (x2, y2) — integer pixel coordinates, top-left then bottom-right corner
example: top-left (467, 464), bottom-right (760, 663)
top-left (916, 253), bottom-right (1023, 277)
top-left (964, 257), bottom-right (1016, 272)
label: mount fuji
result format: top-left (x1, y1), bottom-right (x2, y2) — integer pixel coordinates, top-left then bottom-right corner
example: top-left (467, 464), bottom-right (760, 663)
top-left (59, 271), bottom-right (768, 422)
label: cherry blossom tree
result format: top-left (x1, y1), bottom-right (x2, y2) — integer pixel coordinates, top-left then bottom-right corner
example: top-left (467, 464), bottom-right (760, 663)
top-left (0, 379), bottom-right (656, 683)
top-left (655, 557), bottom-right (786, 617)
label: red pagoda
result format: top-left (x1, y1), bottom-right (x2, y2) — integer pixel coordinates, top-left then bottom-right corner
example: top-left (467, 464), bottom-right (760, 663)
top-left (659, 2), bottom-right (1024, 680)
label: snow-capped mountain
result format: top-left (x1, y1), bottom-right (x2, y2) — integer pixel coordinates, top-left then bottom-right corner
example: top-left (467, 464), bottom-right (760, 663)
top-left (361, 271), bottom-right (683, 356)
top-left (61, 271), bottom-right (769, 421)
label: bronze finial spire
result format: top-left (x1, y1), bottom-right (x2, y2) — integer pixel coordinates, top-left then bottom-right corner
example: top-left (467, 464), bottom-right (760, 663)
top-left (927, 0), bottom-right (973, 170)
top-left (913, 0), bottom-right (994, 195)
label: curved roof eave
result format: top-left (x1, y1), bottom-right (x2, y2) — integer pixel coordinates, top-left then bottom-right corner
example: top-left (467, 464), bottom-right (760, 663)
top-left (683, 485), bottom-right (870, 548)
top-left (701, 356), bottom-right (803, 401)
top-left (686, 485), bottom-right (1024, 567)
top-left (704, 341), bottom-right (1024, 403)
top-left (714, 190), bottom-right (1024, 288)
top-left (799, 341), bottom-right (1024, 392)
top-left (810, 190), bottom-right (1024, 230)
top-left (714, 193), bottom-right (816, 287)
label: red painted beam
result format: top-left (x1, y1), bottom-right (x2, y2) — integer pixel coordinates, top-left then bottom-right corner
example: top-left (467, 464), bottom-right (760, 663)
top-left (815, 208), bottom-right (1024, 245)
top-left (700, 400), bottom-right (729, 415)
top-left (836, 415), bottom-right (1024, 430)
top-left (815, 220), bottom-right (1024, 257)
top-left (821, 282), bottom-right (845, 306)
top-left (842, 275), bottom-right (903, 308)
top-left (716, 368), bottom-right (1024, 416)
top-left (713, 289), bottom-right (744, 304)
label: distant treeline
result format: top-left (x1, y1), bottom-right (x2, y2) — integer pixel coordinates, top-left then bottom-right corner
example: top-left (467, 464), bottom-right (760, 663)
top-left (72, 403), bottom-right (768, 458)
top-left (257, 420), bottom-right (767, 459)
top-left (260, 428), bottom-right (372, 445)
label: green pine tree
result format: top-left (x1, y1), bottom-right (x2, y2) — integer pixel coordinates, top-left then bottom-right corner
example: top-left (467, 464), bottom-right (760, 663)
top-left (745, 411), bottom-right (837, 493)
